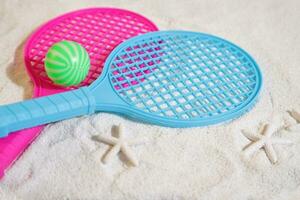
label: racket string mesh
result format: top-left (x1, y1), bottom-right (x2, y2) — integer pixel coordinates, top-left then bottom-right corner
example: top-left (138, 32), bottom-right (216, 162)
top-left (26, 9), bottom-right (157, 89)
top-left (109, 33), bottom-right (258, 120)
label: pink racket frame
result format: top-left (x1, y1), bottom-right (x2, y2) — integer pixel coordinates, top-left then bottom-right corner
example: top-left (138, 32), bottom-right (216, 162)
top-left (0, 8), bottom-right (158, 179)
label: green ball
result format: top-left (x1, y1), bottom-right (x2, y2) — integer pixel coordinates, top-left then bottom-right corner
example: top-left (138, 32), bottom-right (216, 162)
top-left (45, 41), bottom-right (90, 87)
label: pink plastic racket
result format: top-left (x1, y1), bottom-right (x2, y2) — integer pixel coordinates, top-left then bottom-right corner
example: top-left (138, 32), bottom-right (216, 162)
top-left (0, 7), bottom-right (158, 178)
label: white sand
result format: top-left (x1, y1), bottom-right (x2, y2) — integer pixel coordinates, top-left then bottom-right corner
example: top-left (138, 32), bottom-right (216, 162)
top-left (1, 0), bottom-right (300, 199)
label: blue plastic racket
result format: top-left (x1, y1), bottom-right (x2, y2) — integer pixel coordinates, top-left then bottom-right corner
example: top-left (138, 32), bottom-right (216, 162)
top-left (0, 31), bottom-right (262, 138)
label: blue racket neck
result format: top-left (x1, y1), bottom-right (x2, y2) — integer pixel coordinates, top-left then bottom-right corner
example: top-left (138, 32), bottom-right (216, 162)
top-left (90, 76), bottom-right (125, 109)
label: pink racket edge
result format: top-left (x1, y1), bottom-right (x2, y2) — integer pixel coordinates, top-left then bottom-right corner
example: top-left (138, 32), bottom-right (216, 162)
top-left (0, 7), bottom-right (158, 179)
top-left (25, 7), bottom-right (158, 96)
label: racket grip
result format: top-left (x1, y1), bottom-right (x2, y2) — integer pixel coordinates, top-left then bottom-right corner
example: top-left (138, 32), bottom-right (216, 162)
top-left (0, 87), bottom-right (95, 138)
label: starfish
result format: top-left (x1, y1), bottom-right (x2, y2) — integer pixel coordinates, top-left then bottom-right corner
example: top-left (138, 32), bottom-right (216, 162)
top-left (95, 124), bottom-right (143, 166)
top-left (242, 123), bottom-right (293, 164)
top-left (289, 110), bottom-right (300, 123)
top-left (287, 110), bottom-right (300, 131)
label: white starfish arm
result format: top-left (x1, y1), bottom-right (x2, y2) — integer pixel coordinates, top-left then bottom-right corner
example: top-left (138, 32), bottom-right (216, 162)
top-left (242, 130), bottom-right (260, 141)
top-left (258, 124), bottom-right (266, 134)
top-left (271, 137), bottom-right (293, 145)
top-left (96, 135), bottom-right (118, 145)
top-left (121, 143), bottom-right (139, 166)
top-left (290, 110), bottom-right (300, 123)
top-left (244, 140), bottom-right (265, 157)
top-left (118, 124), bottom-right (124, 139)
top-left (102, 143), bottom-right (121, 164)
top-left (263, 124), bottom-right (275, 137)
top-left (264, 142), bottom-right (278, 164)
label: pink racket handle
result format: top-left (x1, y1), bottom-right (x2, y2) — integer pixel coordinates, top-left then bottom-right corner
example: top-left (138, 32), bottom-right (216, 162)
top-left (0, 126), bottom-right (43, 177)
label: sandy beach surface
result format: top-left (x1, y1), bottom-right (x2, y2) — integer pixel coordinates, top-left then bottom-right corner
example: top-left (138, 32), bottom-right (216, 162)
top-left (0, 0), bottom-right (300, 199)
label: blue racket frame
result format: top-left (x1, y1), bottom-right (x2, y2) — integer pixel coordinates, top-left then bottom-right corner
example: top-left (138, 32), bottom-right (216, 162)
top-left (0, 31), bottom-right (262, 138)
top-left (93, 31), bottom-right (262, 126)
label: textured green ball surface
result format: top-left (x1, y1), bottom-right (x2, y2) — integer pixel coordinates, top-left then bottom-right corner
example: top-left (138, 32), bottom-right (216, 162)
top-left (45, 41), bottom-right (90, 87)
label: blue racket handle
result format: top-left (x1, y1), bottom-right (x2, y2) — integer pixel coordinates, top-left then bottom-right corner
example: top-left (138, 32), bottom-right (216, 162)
top-left (0, 87), bottom-right (95, 138)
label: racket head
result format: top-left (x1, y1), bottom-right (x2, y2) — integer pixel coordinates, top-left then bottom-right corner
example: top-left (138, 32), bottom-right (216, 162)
top-left (93, 31), bottom-right (262, 127)
top-left (24, 7), bottom-right (158, 97)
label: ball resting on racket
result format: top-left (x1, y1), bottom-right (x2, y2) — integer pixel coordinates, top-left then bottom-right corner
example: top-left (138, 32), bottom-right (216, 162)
top-left (0, 31), bottom-right (262, 138)
top-left (45, 41), bottom-right (90, 87)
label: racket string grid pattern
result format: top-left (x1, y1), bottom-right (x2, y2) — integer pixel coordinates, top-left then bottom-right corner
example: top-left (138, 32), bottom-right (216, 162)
top-left (27, 9), bottom-right (157, 90)
top-left (109, 34), bottom-right (258, 120)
